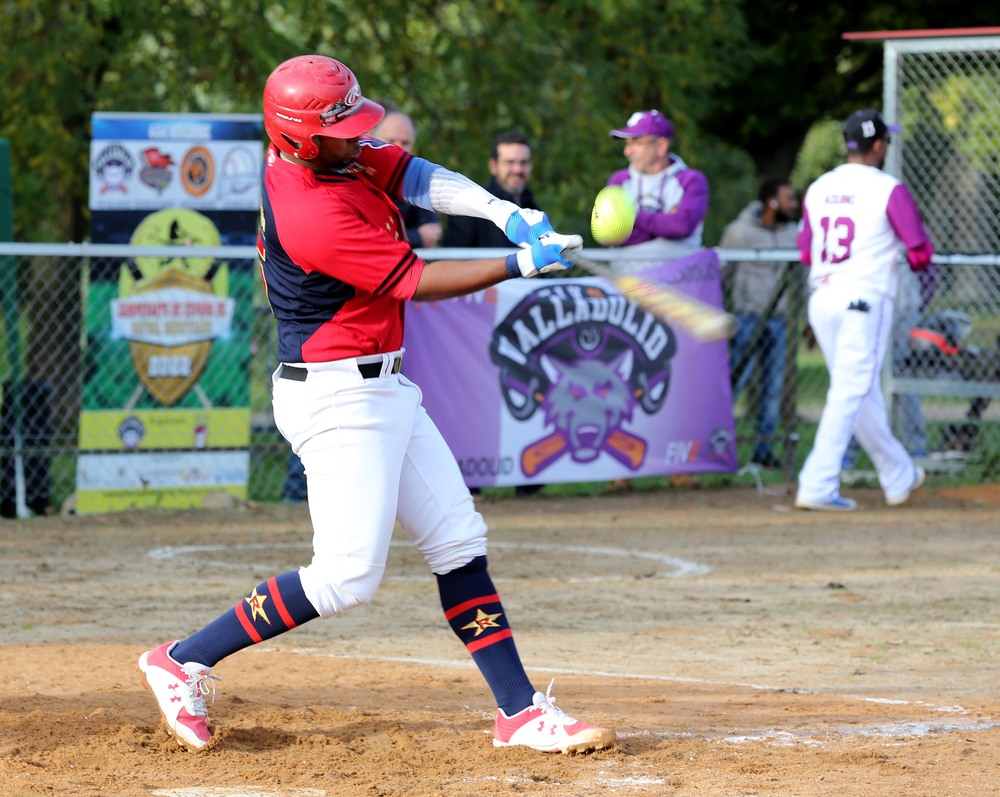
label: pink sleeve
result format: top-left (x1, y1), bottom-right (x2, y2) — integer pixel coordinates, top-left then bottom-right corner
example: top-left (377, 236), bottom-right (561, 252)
top-left (796, 202), bottom-right (812, 266)
top-left (886, 183), bottom-right (934, 271)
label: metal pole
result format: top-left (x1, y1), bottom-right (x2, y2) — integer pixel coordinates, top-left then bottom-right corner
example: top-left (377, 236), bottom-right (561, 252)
top-left (0, 137), bottom-right (28, 518)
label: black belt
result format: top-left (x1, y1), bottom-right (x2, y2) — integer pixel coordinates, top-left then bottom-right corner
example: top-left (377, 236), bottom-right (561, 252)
top-left (279, 357), bottom-right (402, 381)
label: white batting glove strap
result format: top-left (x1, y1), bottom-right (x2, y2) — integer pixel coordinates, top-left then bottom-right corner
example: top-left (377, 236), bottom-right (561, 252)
top-left (540, 232), bottom-right (583, 267)
top-left (513, 232), bottom-right (584, 277)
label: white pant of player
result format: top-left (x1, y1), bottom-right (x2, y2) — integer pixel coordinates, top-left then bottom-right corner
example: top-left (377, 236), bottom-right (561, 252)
top-left (797, 286), bottom-right (916, 504)
top-left (271, 351), bottom-right (487, 618)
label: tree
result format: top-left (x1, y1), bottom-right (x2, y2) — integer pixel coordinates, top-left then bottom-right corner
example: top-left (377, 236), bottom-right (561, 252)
top-left (1, 0), bottom-right (751, 243)
top-left (0, 0), bottom-right (302, 242)
top-left (705, 2), bottom-right (1000, 189)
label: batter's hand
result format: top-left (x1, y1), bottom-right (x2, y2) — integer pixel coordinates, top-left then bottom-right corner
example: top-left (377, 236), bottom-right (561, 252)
top-left (505, 208), bottom-right (555, 246)
top-left (508, 232), bottom-right (584, 278)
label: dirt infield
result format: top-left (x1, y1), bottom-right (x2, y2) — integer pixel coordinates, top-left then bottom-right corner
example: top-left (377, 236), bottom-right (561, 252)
top-left (1, 483), bottom-right (999, 796)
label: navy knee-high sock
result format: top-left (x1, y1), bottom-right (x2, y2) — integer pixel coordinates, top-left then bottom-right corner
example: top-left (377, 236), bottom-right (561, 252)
top-left (171, 571), bottom-right (319, 667)
top-left (437, 555), bottom-right (535, 715)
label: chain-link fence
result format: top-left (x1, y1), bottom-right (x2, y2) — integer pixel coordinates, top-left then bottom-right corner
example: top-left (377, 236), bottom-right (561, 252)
top-left (718, 249), bottom-right (1000, 486)
top-left (2, 242), bottom-right (998, 517)
top-left (879, 33), bottom-right (1000, 478)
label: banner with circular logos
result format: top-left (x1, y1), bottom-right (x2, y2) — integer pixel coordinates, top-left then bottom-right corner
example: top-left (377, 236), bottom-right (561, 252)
top-left (79, 113), bottom-right (263, 513)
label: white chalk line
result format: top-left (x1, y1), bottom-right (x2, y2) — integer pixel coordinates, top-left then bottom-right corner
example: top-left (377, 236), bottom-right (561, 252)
top-left (275, 647), bottom-right (999, 745)
top-left (153, 790), bottom-right (325, 797)
top-left (142, 655), bottom-right (998, 797)
top-left (146, 542), bottom-right (997, 764)
top-left (147, 539), bottom-right (711, 580)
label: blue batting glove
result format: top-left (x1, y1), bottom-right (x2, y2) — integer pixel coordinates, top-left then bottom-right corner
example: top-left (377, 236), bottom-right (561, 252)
top-left (504, 208), bottom-right (555, 246)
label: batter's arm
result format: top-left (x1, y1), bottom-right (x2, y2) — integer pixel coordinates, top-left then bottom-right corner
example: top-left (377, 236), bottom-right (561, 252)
top-left (401, 158), bottom-right (554, 246)
top-left (412, 257), bottom-right (510, 301)
top-left (413, 235), bottom-right (581, 300)
top-left (401, 158), bottom-right (519, 230)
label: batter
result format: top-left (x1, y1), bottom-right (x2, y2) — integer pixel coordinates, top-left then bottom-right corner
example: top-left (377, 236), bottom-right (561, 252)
top-left (795, 108), bottom-right (933, 511)
top-left (137, 54), bottom-right (614, 756)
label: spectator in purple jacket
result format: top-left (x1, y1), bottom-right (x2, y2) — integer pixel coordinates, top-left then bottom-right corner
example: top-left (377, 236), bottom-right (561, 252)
top-left (604, 111), bottom-right (710, 492)
top-left (604, 110), bottom-right (710, 273)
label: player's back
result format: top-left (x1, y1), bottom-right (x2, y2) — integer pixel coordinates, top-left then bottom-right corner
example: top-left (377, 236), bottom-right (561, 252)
top-left (803, 163), bottom-right (904, 298)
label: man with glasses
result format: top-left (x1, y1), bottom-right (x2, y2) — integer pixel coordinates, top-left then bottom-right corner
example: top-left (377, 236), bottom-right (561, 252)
top-left (443, 130), bottom-right (538, 249)
top-left (443, 130), bottom-right (548, 496)
top-left (794, 108), bottom-right (933, 511)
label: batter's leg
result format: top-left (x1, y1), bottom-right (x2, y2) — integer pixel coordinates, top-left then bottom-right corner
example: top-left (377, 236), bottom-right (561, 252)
top-left (394, 394), bottom-right (535, 715)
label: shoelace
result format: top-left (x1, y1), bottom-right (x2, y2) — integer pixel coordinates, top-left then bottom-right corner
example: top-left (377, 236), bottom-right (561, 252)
top-left (537, 678), bottom-right (572, 721)
top-left (181, 665), bottom-right (222, 717)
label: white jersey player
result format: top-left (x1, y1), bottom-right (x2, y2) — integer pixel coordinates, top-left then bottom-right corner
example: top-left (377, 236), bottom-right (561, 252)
top-left (795, 108), bottom-right (933, 511)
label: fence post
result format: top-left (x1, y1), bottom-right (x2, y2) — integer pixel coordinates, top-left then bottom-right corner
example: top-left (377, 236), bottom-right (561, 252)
top-left (0, 137), bottom-right (30, 518)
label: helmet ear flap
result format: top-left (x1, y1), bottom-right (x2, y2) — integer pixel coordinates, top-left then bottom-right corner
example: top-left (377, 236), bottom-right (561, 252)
top-left (281, 132), bottom-right (317, 161)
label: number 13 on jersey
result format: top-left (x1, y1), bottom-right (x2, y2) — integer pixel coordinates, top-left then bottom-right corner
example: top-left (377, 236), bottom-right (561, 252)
top-left (819, 216), bottom-right (855, 263)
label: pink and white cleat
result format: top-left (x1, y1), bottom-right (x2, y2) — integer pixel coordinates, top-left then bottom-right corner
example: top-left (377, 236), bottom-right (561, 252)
top-left (493, 680), bottom-right (616, 754)
top-left (137, 641), bottom-right (220, 751)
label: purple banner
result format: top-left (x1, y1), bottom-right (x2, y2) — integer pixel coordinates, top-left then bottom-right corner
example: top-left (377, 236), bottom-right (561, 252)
top-left (403, 248), bottom-right (737, 487)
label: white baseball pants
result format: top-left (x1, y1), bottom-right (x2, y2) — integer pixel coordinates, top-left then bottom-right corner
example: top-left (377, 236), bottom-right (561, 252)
top-left (797, 286), bottom-right (916, 504)
top-left (270, 351), bottom-right (487, 618)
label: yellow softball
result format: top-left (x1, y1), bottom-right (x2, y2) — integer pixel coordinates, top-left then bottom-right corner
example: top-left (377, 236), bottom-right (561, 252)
top-left (590, 185), bottom-right (638, 246)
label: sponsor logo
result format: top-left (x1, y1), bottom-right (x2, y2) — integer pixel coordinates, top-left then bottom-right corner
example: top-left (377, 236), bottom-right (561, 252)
top-left (139, 147), bottom-right (174, 194)
top-left (118, 416), bottom-right (145, 449)
top-left (93, 144), bottom-right (134, 194)
top-left (664, 428), bottom-right (733, 466)
top-left (181, 145), bottom-right (214, 197)
top-left (119, 208), bottom-right (230, 407)
top-left (218, 146), bottom-right (257, 200)
top-left (708, 427), bottom-right (733, 457)
top-left (490, 281), bottom-right (677, 478)
top-left (665, 439), bottom-right (701, 465)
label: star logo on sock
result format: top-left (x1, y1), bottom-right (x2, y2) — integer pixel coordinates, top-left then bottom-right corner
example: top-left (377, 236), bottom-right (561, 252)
top-left (245, 587), bottom-right (271, 624)
top-left (461, 608), bottom-right (503, 637)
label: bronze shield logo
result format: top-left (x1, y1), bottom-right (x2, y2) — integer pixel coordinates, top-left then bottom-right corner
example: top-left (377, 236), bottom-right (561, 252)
top-left (127, 269), bottom-right (216, 406)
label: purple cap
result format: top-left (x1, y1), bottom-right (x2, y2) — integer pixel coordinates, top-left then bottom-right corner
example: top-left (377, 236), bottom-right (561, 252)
top-left (843, 107), bottom-right (902, 150)
top-left (610, 110), bottom-right (674, 139)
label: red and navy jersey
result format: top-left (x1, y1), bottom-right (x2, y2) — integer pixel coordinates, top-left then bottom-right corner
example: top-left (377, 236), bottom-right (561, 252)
top-left (257, 140), bottom-right (426, 362)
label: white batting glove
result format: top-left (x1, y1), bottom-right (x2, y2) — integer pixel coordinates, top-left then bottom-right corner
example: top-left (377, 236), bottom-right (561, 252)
top-left (506, 232), bottom-right (584, 278)
top-left (504, 208), bottom-right (556, 246)
top-left (544, 231), bottom-right (583, 264)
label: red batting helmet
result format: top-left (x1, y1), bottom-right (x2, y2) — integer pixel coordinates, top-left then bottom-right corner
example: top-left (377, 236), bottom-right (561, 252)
top-left (262, 55), bottom-right (385, 161)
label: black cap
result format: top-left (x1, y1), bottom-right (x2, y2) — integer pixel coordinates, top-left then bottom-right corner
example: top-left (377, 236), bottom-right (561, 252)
top-left (843, 108), bottom-right (902, 150)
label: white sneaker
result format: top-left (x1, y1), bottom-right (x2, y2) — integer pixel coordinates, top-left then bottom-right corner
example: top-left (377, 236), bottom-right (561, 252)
top-left (493, 680), bottom-right (616, 754)
top-left (886, 465), bottom-right (925, 506)
top-left (137, 641), bottom-right (220, 751)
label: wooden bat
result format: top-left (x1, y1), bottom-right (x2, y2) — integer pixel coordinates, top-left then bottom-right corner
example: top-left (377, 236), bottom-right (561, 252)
top-left (566, 253), bottom-right (737, 342)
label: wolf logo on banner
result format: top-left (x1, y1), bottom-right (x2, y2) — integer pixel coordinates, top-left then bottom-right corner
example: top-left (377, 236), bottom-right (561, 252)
top-left (490, 281), bottom-right (676, 479)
